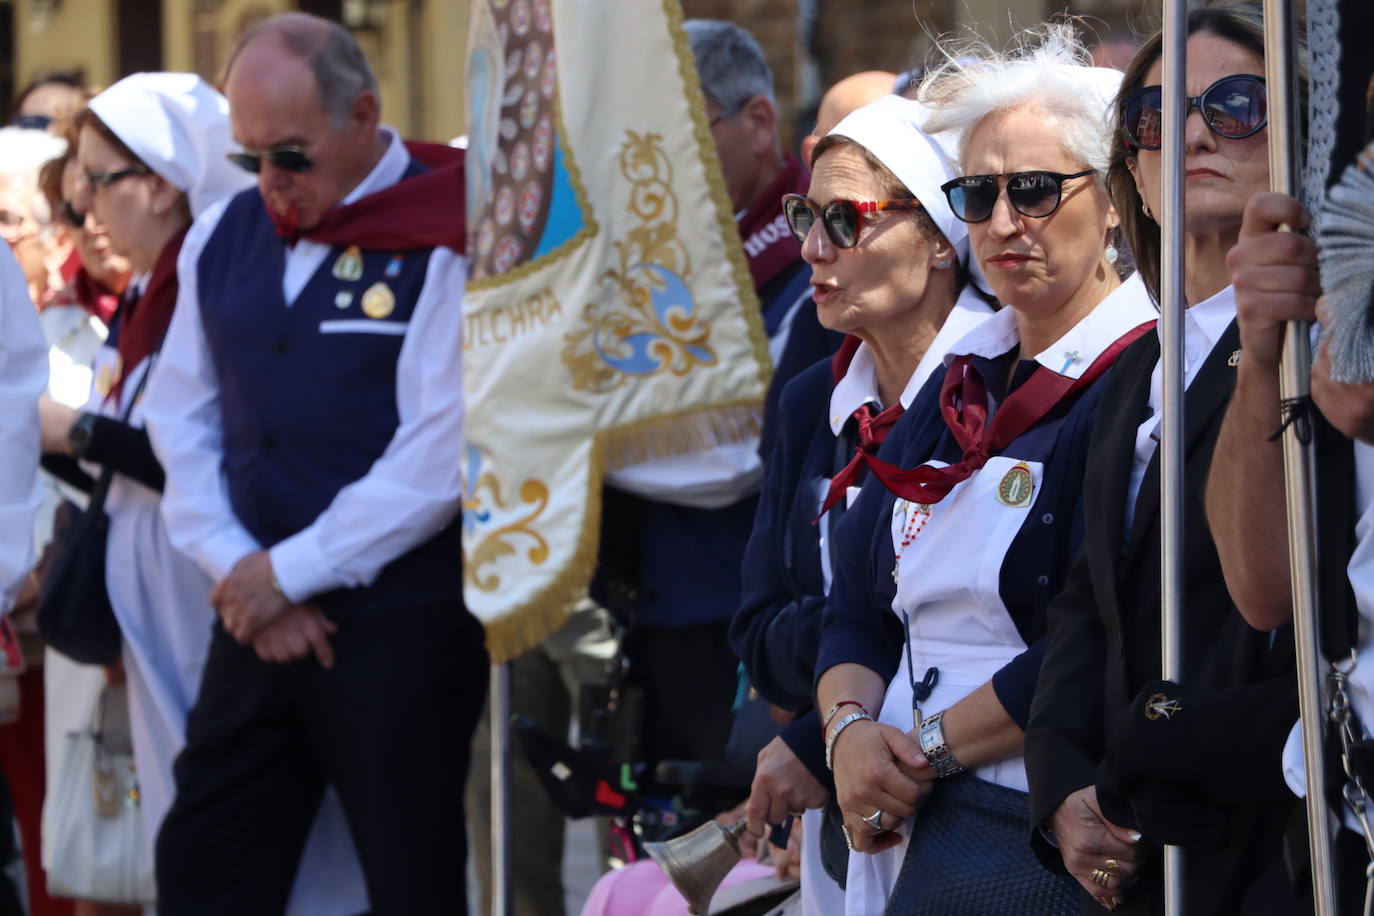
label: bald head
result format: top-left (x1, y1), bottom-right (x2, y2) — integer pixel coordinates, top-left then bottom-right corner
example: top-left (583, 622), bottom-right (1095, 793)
top-left (228, 13), bottom-right (377, 128)
top-left (801, 71), bottom-right (896, 166)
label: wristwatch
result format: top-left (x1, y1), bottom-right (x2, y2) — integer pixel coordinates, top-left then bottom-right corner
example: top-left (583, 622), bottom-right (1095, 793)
top-left (918, 711), bottom-right (966, 778)
top-left (67, 411), bottom-right (99, 458)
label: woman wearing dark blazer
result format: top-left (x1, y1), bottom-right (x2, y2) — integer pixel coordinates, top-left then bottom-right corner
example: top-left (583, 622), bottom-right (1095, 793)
top-left (1022, 5), bottom-right (1311, 913)
top-left (728, 95), bottom-right (993, 912)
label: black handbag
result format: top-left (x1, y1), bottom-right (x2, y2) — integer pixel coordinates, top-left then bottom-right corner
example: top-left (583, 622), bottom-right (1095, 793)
top-left (37, 364), bottom-right (153, 666)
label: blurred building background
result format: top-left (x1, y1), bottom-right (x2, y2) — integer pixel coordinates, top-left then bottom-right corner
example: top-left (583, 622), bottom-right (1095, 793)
top-left (2, 0), bottom-right (1152, 148)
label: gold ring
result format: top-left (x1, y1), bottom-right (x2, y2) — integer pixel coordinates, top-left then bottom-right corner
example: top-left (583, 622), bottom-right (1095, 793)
top-left (1089, 867), bottom-right (1111, 888)
top-left (1103, 857), bottom-right (1122, 877)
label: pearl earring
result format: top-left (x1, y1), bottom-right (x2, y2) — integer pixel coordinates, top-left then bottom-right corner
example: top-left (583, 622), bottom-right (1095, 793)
top-left (935, 259), bottom-right (950, 269)
top-left (1105, 244), bottom-right (1119, 265)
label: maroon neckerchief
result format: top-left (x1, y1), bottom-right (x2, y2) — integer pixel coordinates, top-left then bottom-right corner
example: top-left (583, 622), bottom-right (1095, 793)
top-left (816, 336), bottom-right (903, 518)
top-left (859, 320), bottom-right (1156, 506)
top-left (269, 140), bottom-right (466, 253)
top-left (109, 226), bottom-right (188, 402)
top-left (71, 267), bottom-right (120, 326)
top-left (737, 153), bottom-right (809, 291)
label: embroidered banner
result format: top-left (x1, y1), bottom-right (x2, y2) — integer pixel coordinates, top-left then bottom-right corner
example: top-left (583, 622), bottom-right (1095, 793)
top-left (463, 0), bottom-right (771, 660)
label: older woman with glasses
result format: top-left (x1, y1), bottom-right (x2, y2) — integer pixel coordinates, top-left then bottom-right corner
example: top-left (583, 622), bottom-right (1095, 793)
top-left (36, 72), bottom-right (367, 915)
top-left (811, 26), bottom-right (1155, 915)
top-left (729, 94), bottom-right (993, 911)
top-left (0, 127), bottom-right (70, 304)
top-left (1023, 3), bottom-right (1315, 913)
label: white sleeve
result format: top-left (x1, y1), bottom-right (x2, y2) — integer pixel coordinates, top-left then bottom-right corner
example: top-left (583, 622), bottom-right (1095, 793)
top-left (267, 248), bottom-right (466, 602)
top-left (143, 201), bottom-right (263, 583)
top-left (0, 247), bottom-right (48, 611)
top-left (604, 444), bottom-right (763, 509)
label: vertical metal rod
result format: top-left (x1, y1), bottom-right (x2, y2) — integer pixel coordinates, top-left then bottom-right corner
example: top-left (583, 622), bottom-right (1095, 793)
top-left (1158, 0), bottom-right (1188, 912)
top-left (491, 663), bottom-right (513, 916)
top-left (1262, 0), bottom-right (1338, 912)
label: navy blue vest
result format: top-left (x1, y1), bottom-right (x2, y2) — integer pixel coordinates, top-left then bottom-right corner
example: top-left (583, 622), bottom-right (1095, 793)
top-left (197, 173), bottom-right (462, 616)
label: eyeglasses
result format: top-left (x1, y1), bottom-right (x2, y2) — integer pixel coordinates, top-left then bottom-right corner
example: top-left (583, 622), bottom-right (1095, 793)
top-left (0, 211), bottom-right (27, 241)
top-left (60, 201), bottom-right (86, 229)
top-left (11, 115), bottom-right (51, 131)
top-left (85, 167), bottom-right (150, 191)
top-left (1122, 74), bottom-right (1267, 151)
top-left (940, 169), bottom-right (1096, 224)
top-left (226, 145), bottom-right (315, 174)
top-left (782, 193), bottom-right (924, 248)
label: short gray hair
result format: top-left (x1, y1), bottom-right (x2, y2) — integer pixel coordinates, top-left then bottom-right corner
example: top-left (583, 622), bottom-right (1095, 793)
top-left (918, 23), bottom-right (1118, 175)
top-left (0, 126), bottom-right (67, 232)
top-left (230, 13), bottom-right (379, 129)
top-left (685, 19), bottom-right (775, 112)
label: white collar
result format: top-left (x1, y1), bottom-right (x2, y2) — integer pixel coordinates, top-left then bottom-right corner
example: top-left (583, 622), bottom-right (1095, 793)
top-left (827, 287), bottom-right (997, 435)
top-left (1168, 283), bottom-right (1236, 351)
top-left (941, 272), bottom-right (1157, 378)
top-left (338, 127), bottom-right (409, 208)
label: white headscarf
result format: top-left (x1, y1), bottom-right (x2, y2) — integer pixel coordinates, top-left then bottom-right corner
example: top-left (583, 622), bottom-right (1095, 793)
top-left (88, 72), bottom-right (252, 218)
top-left (827, 94), bottom-right (988, 292)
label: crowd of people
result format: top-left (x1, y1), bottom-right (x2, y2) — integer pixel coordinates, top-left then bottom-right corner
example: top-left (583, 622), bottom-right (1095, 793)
top-left (0, 1), bottom-right (1371, 915)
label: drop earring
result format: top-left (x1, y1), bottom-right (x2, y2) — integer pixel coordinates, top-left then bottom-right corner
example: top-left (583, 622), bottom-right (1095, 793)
top-left (1104, 244), bottom-right (1119, 265)
top-left (1141, 201), bottom-right (1154, 220)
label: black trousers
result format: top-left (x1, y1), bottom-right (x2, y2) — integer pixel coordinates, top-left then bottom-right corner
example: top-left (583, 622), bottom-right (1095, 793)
top-left (155, 601), bottom-right (488, 916)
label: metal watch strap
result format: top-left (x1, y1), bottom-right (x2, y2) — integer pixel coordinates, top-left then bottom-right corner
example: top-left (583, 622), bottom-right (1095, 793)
top-left (918, 711), bottom-right (965, 778)
top-left (825, 710), bottom-right (872, 771)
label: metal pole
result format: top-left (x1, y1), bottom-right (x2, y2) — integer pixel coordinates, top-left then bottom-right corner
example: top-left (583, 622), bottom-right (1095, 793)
top-left (491, 663), bottom-right (513, 916)
top-left (1262, 0), bottom-right (1338, 911)
top-left (1158, 1), bottom-right (1187, 912)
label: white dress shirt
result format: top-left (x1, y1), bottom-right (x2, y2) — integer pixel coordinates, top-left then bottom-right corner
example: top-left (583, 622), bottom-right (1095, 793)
top-left (1124, 283), bottom-right (1236, 530)
top-left (0, 245), bottom-right (47, 612)
top-left (143, 128), bottom-right (466, 603)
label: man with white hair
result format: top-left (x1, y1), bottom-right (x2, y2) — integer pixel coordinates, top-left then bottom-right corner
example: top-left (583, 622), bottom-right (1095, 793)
top-left (143, 13), bottom-right (483, 914)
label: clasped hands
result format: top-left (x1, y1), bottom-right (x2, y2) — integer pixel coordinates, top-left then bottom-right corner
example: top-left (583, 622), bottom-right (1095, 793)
top-left (830, 719), bottom-right (935, 854)
top-left (212, 551), bottom-right (335, 669)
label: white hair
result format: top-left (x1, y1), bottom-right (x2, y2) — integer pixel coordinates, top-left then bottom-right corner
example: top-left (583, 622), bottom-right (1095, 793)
top-left (0, 126), bottom-right (67, 231)
top-left (917, 23), bottom-right (1120, 175)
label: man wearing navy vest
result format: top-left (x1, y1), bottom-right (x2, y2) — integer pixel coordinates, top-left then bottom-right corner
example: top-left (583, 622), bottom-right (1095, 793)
top-left (142, 14), bottom-right (485, 915)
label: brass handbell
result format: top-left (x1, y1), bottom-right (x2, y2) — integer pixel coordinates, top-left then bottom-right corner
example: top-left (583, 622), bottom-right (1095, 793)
top-left (644, 818), bottom-right (748, 915)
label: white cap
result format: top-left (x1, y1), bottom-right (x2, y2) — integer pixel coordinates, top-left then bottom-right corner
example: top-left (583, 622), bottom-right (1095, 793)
top-left (828, 94), bottom-right (987, 292)
top-left (88, 72), bottom-right (253, 218)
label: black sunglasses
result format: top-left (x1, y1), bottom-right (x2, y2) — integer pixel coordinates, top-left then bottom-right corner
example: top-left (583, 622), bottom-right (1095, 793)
top-left (226, 145), bottom-right (314, 174)
top-left (782, 193), bottom-right (924, 248)
top-left (1122, 74), bottom-right (1267, 151)
top-left (85, 167), bottom-right (151, 191)
top-left (940, 169), bottom-right (1095, 224)
top-left (59, 201), bottom-right (86, 229)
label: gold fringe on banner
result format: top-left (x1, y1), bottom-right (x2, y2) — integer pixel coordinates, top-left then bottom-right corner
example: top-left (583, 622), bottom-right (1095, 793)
top-left (475, 0), bottom-right (777, 662)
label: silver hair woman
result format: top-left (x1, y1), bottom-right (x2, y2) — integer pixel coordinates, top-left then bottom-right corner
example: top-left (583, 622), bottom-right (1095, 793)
top-left (0, 126), bottom-right (69, 300)
top-left (813, 24), bottom-right (1157, 916)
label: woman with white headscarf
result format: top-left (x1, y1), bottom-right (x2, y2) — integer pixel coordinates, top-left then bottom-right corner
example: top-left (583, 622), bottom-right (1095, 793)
top-left (729, 94), bottom-right (993, 914)
top-left (812, 26), bottom-right (1154, 914)
top-left (37, 73), bottom-right (367, 915)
